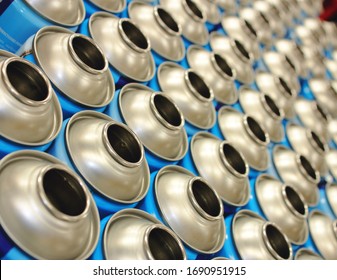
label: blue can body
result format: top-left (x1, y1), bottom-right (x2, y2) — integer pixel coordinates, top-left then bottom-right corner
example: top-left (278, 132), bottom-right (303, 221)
top-left (47, 119), bottom-right (138, 218)
top-left (0, 0), bottom-right (79, 53)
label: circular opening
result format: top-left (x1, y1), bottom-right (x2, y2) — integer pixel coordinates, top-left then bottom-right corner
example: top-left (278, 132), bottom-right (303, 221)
top-left (72, 36), bottom-right (105, 71)
top-left (107, 124), bottom-right (142, 164)
top-left (299, 155), bottom-right (317, 180)
top-left (285, 186), bottom-right (306, 216)
top-left (234, 40), bottom-right (250, 60)
top-left (148, 228), bottom-right (184, 260)
top-left (265, 224), bottom-right (290, 259)
top-left (191, 179), bottom-right (221, 217)
top-left (153, 95), bottom-right (182, 127)
top-left (185, 0), bottom-right (203, 20)
top-left (311, 131), bottom-right (325, 152)
top-left (157, 8), bottom-right (179, 33)
top-left (285, 55), bottom-right (296, 71)
top-left (316, 104), bottom-right (328, 121)
top-left (43, 168), bottom-right (87, 216)
top-left (6, 60), bottom-right (49, 102)
top-left (279, 77), bottom-right (293, 97)
top-left (187, 71), bottom-right (211, 99)
top-left (244, 20), bottom-right (258, 38)
top-left (214, 54), bottom-right (233, 77)
top-left (121, 20), bottom-right (149, 50)
top-left (222, 143), bottom-right (247, 175)
top-left (246, 116), bottom-right (267, 143)
top-left (264, 94), bottom-right (281, 117)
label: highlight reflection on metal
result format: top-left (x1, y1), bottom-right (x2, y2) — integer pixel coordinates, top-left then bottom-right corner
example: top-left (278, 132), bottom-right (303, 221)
top-left (294, 98), bottom-right (330, 142)
top-left (255, 71), bottom-right (296, 119)
top-left (318, 183), bottom-right (337, 219)
top-left (294, 248), bottom-right (323, 260)
top-left (216, 0), bottom-right (237, 15)
top-left (220, 16), bottom-right (260, 60)
top-left (97, 209), bottom-right (186, 260)
top-left (210, 32), bottom-right (254, 85)
top-left (327, 149), bottom-right (337, 181)
top-left (266, 0), bottom-right (293, 27)
top-left (309, 79), bottom-right (337, 118)
top-left (0, 52), bottom-right (62, 152)
top-left (238, 87), bottom-right (284, 142)
top-left (109, 84), bottom-right (188, 166)
top-left (85, 12), bottom-right (155, 82)
top-left (148, 166), bottom-right (226, 255)
top-left (192, 0), bottom-right (221, 25)
top-left (254, 175), bottom-right (309, 245)
top-left (84, 0), bottom-right (126, 14)
top-left (307, 210), bottom-right (337, 260)
top-left (323, 21), bottom-right (337, 48)
top-left (160, 0), bottom-right (209, 45)
top-left (0, 150), bottom-right (100, 259)
top-left (271, 145), bottom-right (319, 207)
top-left (216, 107), bottom-right (270, 171)
top-left (187, 132), bottom-right (250, 207)
top-left (22, 26), bottom-right (114, 115)
top-left (225, 210), bottom-right (293, 260)
top-left (186, 45), bottom-right (238, 105)
top-left (304, 18), bottom-right (327, 49)
top-left (325, 58), bottom-right (337, 80)
top-left (328, 119), bottom-right (337, 146)
top-left (155, 62), bottom-right (216, 132)
top-left (286, 123), bottom-right (329, 175)
top-left (128, 2), bottom-right (185, 62)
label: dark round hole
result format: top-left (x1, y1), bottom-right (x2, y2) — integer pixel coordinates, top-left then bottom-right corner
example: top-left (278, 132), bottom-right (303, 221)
top-left (316, 104), bottom-right (328, 121)
top-left (266, 224), bottom-right (290, 259)
top-left (214, 54), bottom-right (233, 77)
top-left (153, 94), bottom-right (182, 127)
top-left (299, 155), bottom-right (317, 180)
top-left (222, 143), bottom-right (247, 175)
top-left (234, 40), bottom-right (250, 60)
top-left (148, 228), bottom-right (184, 260)
top-left (121, 20), bottom-right (149, 50)
top-left (191, 179), bottom-right (221, 217)
top-left (185, 0), bottom-right (203, 20)
top-left (72, 36), bottom-right (105, 71)
top-left (188, 71), bottom-right (211, 99)
top-left (244, 20), bottom-right (258, 38)
top-left (264, 94), bottom-right (281, 117)
top-left (157, 8), bottom-right (179, 33)
top-left (259, 11), bottom-right (270, 24)
top-left (43, 168), bottom-right (87, 216)
top-left (6, 60), bottom-right (49, 102)
top-left (311, 131), bottom-right (325, 152)
top-left (279, 77), bottom-right (293, 97)
top-left (247, 116), bottom-right (267, 143)
top-left (285, 55), bottom-right (296, 71)
top-left (285, 186), bottom-right (306, 215)
top-left (107, 124), bottom-right (142, 163)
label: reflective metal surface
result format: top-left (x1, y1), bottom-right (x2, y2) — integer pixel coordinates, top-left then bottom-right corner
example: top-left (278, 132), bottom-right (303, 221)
top-left (88, 12), bottom-right (155, 82)
top-left (24, 0), bottom-right (85, 26)
top-left (160, 0), bottom-right (209, 45)
top-left (65, 111), bottom-right (150, 203)
top-left (210, 32), bottom-right (254, 84)
top-left (255, 175), bottom-right (308, 244)
top-left (325, 183), bottom-right (337, 218)
top-left (128, 2), bottom-right (185, 62)
top-left (157, 62), bottom-right (216, 129)
top-left (102, 209), bottom-right (186, 260)
top-left (286, 123), bottom-right (328, 175)
top-left (301, 45), bottom-right (326, 78)
top-left (328, 118), bottom-right (337, 145)
top-left (232, 210), bottom-right (292, 260)
top-left (0, 150), bottom-right (100, 259)
top-left (272, 145), bottom-right (319, 207)
top-left (294, 98), bottom-right (330, 142)
top-left (239, 87), bottom-right (284, 142)
top-left (33, 26), bottom-right (114, 107)
top-left (294, 248), bottom-right (323, 260)
top-left (220, 16), bottom-right (260, 60)
top-left (308, 210), bottom-right (337, 260)
top-left (327, 149), bottom-right (337, 181)
top-left (304, 18), bottom-right (327, 49)
top-left (190, 132), bottom-right (250, 207)
top-left (217, 107), bottom-right (270, 171)
top-left (118, 84), bottom-right (188, 161)
top-left (186, 45), bottom-right (237, 104)
top-left (325, 58), bottom-right (337, 80)
top-left (255, 71), bottom-right (296, 119)
top-left (87, 0), bottom-right (126, 13)
top-left (0, 55), bottom-right (62, 145)
top-left (154, 166), bottom-right (225, 254)
top-left (193, 0), bottom-right (221, 25)
top-left (294, 24), bottom-right (321, 49)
